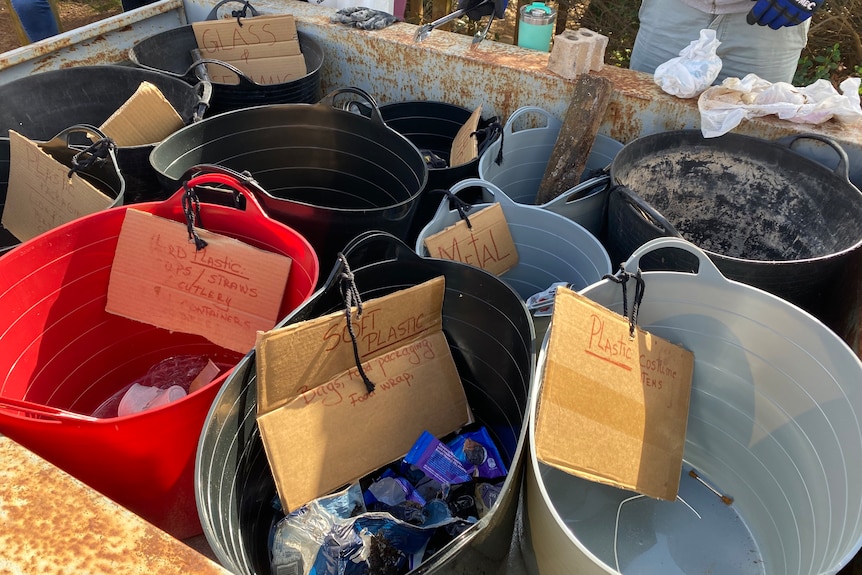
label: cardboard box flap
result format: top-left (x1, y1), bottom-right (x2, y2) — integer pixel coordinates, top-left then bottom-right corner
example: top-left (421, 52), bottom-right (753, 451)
top-left (255, 276), bottom-right (473, 512)
top-left (534, 286), bottom-right (694, 501)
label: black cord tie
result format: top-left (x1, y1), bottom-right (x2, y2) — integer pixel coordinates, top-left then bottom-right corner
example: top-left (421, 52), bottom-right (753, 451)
top-left (431, 189), bottom-right (473, 230)
top-left (471, 118), bottom-right (504, 166)
top-left (230, 1), bottom-right (252, 25)
top-left (337, 253), bottom-right (375, 394)
top-left (67, 137), bottom-right (116, 179)
top-left (181, 182), bottom-right (209, 251)
top-left (602, 264), bottom-right (646, 338)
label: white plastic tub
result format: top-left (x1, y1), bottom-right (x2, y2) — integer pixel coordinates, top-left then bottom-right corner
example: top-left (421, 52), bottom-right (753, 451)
top-left (525, 237), bottom-right (862, 575)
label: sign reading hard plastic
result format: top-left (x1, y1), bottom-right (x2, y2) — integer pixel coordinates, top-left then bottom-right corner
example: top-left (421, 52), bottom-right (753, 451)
top-left (106, 208), bottom-right (292, 354)
top-left (535, 285), bottom-right (694, 501)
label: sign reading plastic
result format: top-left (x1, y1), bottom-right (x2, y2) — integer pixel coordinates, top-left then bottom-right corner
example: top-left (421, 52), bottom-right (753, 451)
top-left (3, 130), bottom-right (113, 243)
top-left (106, 209), bottom-right (292, 354)
top-left (423, 202), bottom-right (519, 276)
top-left (255, 276), bottom-right (472, 512)
top-left (535, 286), bottom-right (695, 501)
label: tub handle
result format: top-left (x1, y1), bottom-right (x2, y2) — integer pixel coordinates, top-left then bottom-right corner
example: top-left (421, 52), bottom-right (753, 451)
top-left (318, 87), bottom-right (386, 126)
top-left (183, 58), bottom-right (267, 88)
top-left (0, 397), bottom-right (98, 422)
top-left (624, 237), bottom-right (728, 283)
top-left (166, 164), bottom-right (271, 220)
top-left (320, 231), bottom-right (419, 291)
top-left (542, 174), bottom-right (611, 206)
top-left (611, 184), bottom-right (680, 238)
top-left (503, 105), bottom-right (562, 137)
top-left (449, 177), bottom-right (518, 207)
top-left (774, 133), bottom-right (851, 183)
top-left (204, 0), bottom-right (261, 20)
top-left (39, 124), bottom-right (126, 208)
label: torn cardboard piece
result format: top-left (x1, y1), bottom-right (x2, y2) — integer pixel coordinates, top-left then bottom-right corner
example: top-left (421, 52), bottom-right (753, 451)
top-left (192, 14), bottom-right (307, 86)
top-left (2, 130), bottom-right (114, 243)
top-left (256, 276), bottom-right (473, 512)
top-left (105, 208), bottom-right (292, 354)
top-left (422, 202), bottom-right (518, 276)
top-left (534, 286), bottom-right (694, 501)
top-left (449, 105), bottom-right (482, 168)
top-left (99, 82), bottom-right (185, 147)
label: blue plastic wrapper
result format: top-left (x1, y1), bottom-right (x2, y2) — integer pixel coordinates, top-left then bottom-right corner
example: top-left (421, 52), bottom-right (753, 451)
top-left (402, 431), bottom-right (473, 486)
top-left (446, 427), bottom-right (508, 479)
top-left (364, 469), bottom-right (425, 508)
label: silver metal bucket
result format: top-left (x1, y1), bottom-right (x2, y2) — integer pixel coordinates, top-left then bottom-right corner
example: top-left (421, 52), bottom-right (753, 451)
top-left (524, 237), bottom-right (862, 575)
top-left (477, 106), bottom-right (623, 237)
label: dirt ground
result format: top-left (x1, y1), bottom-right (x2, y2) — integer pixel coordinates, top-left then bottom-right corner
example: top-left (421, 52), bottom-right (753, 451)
top-left (0, 0), bottom-right (122, 53)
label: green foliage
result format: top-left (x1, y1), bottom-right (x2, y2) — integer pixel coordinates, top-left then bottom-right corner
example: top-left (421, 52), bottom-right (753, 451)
top-left (793, 43), bottom-right (843, 85)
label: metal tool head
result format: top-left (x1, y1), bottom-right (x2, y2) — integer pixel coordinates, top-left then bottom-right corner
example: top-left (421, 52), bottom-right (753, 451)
top-left (414, 23), bottom-right (433, 42)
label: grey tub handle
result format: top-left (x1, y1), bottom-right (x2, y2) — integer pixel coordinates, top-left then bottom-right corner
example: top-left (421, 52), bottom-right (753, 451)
top-left (625, 237), bottom-right (728, 284)
top-left (775, 133), bottom-right (851, 183)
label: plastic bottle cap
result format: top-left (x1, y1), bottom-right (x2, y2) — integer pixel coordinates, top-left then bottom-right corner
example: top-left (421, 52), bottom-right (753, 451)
top-left (527, 2), bottom-right (551, 14)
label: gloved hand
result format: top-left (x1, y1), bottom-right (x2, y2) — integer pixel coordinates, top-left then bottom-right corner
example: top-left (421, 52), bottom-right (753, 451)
top-left (746, 0), bottom-right (822, 29)
top-left (457, 0), bottom-right (508, 21)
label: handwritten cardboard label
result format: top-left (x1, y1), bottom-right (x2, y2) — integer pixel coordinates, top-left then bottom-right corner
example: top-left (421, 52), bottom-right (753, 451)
top-left (534, 286), bottom-right (694, 501)
top-left (99, 81), bottom-right (184, 147)
top-left (449, 105), bottom-right (482, 167)
top-left (192, 14), bottom-right (306, 86)
top-left (256, 276), bottom-right (472, 511)
top-left (422, 202), bottom-right (518, 276)
top-left (2, 130), bottom-right (114, 243)
top-left (105, 209), bottom-right (292, 354)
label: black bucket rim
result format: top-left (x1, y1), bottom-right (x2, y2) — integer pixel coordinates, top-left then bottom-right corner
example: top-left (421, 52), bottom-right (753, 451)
top-left (609, 129), bottom-right (862, 266)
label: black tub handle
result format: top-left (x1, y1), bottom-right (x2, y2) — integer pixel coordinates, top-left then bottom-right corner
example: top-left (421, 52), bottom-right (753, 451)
top-left (318, 87), bottom-right (386, 126)
top-left (320, 231), bottom-right (420, 290)
top-left (774, 133), bottom-right (851, 183)
top-left (39, 124), bottom-right (126, 207)
top-left (205, 0), bottom-right (261, 20)
top-left (184, 58), bottom-right (266, 88)
top-left (611, 184), bottom-right (681, 238)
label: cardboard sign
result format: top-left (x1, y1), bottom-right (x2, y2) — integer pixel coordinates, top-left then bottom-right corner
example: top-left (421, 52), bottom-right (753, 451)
top-left (422, 202), bottom-right (518, 276)
top-left (534, 286), bottom-right (695, 501)
top-left (192, 14), bottom-right (307, 86)
top-left (99, 82), bottom-right (184, 147)
top-left (2, 130), bottom-right (114, 243)
top-left (256, 276), bottom-right (472, 512)
top-left (449, 105), bottom-right (482, 167)
top-left (105, 209), bottom-right (293, 354)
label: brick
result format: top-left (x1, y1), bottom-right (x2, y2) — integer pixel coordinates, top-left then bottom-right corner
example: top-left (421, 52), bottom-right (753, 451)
top-left (547, 27), bottom-right (609, 79)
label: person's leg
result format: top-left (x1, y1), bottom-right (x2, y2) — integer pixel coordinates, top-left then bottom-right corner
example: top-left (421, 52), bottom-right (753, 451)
top-left (9, 0), bottom-right (59, 42)
top-left (711, 13), bottom-right (809, 84)
top-left (630, 0), bottom-right (713, 76)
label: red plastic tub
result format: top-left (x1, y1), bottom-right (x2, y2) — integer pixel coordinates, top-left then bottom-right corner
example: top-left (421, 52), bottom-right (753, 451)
top-left (0, 171), bottom-right (319, 539)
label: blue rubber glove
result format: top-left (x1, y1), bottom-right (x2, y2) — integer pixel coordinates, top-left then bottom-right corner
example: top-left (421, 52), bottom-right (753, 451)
top-left (458, 0), bottom-right (508, 21)
top-left (746, 0), bottom-right (822, 29)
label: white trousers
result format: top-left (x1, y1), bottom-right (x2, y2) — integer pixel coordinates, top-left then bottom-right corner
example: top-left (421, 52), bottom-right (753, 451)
top-left (629, 0), bottom-right (810, 84)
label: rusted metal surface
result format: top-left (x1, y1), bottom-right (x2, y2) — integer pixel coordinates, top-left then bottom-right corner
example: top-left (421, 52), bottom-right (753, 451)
top-left (0, 0), bottom-right (185, 84)
top-left (0, 435), bottom-right (231, 575)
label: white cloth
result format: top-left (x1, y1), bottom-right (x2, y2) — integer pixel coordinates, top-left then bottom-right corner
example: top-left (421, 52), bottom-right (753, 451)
top-left (630, 0), bottom-right (809, 84)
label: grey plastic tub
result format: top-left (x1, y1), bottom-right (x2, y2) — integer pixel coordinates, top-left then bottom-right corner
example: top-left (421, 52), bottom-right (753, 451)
top-left (415, 178), bottom-right (611, 305)
top-left (478, 106), bottom-right (623, 237)
top-left (524, 237), bottom-right (862, 575)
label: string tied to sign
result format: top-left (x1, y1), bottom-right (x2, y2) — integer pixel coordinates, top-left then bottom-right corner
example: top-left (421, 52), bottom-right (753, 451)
top-left (67, 137), bottom-right (117, 179)
top-left (430, 189), bottom-right (474, 230)
top-left (336, 253), bottom-right (375, 394)
top-left (181, 182), bottom-right (208, 251)
top-left (471, 117), bottom-right (504, 166)
top-left (602, 264), bottom-right (646, 338)
top-left (230, 0), bottom-right (255, 25)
